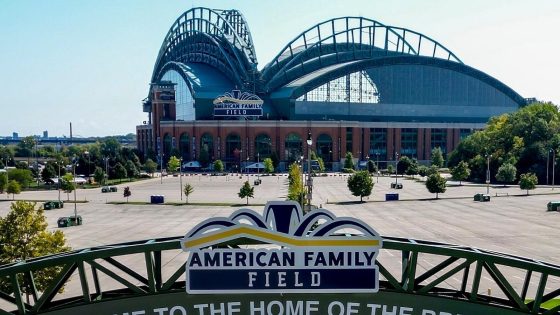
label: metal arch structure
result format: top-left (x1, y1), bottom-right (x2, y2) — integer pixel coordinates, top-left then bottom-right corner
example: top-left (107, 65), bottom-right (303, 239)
top-left (151, 7), bottom-right (258, 89)
top-left (260, 16), bottom-right (462, 92)
top-left (216, 8), bottom-right (257, 63)
top-left (153, 62), bottom-right (196, 97)
top-left (280, 55), bottom-right (527, 106)
top-left (1, 236), bottom-right (560, 314)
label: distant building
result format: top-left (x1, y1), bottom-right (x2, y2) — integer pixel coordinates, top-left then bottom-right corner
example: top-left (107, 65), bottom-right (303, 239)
top-left (136, 7), bottom-right (526, 171)
top-left (43, 131), bottom-right (49, 139)
top-left (12, 132), bottom-right (18, 140)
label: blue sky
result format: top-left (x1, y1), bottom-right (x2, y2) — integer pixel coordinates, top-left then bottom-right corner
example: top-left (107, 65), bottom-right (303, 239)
top-left (0, 0), bottom-right (558, 137)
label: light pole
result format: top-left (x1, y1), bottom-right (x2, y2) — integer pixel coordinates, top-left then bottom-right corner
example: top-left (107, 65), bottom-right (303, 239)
top-left (486, 154), bottom-right (491, 194)
top-left (306, 132), bottom-right (313, 213)
top-left (55, 161), bottom-right (61, 202)
top-left (3, 157), bottom-right (9, 199)
top-left (103, 157), bottom-right (109, 186)
top-left (239, 149), bottom-right (243, 178)
top-left (84, 151), bottom-right (90, 184)
top-left (160, 152), bottom-right (164, 184)
top-left (246, 157), bottom-right (250, 182)
top-left (299, 155), bottom-right (304, 206)
top-left (180, 157), bottom-right (183, 200)
top-left (375, 152), bottom-right (379, 183)
top-left (72, 157), bottom-right (79, 221)
top-left (553, 149), bottom-right (556, 190)
top-left (395, 152), bottom-right (399, 186)
top-left (547, 149), bottom-right (551, 186)
top-left (257, 152), bottom-right (260, 183)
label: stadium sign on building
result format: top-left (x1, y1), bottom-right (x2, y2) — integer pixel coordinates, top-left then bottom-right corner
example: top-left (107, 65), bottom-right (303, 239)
top-left (213, 90), bottom-right (264, 117)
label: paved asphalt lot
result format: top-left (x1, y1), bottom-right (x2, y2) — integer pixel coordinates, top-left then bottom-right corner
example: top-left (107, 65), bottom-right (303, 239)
top-left (1, 173), bottom-right (560, 300)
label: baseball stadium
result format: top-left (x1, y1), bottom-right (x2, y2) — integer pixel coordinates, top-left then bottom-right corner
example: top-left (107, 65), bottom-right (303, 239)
top-left (136, 7), bottom-right (527, 171)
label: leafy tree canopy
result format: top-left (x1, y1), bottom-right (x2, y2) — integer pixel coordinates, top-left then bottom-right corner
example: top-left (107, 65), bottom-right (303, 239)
top-left (8, 169), bottom-right (33, 187)
top-left (167, 156), bottom-right (181, 173)
top-left (144, 159), bottom-right (157, 174)
top-left (451, 161), bottom-right (470, 185)
top-left (519, 172), bottom-right (538, 195)
top-left (0, 201), bottom-right (71, 293)
top-left (6, 180), bottom-right (21, 199)
top-left (344, 152), bottom-right (355, 170)
top-left (214, 160), bottom-right (224, 173)
top-left (238, 181), bottom-right (254, 205)
top-left (496, 163), bottom-right (517, 185)
top-left (0, 173), bottom-right (7, 193)
top-left (431, 147), bottom-right (445, 168)
top-left (183, 183), bottom-right (194, 204)
top-left (448, 102), bottom-right (560, 184)
top-left (263, 158), bottom-right (274, 173)
top-left (347, 171), bottom-right (374, 202)
top-left (426, 173), bottom-right (447, 199)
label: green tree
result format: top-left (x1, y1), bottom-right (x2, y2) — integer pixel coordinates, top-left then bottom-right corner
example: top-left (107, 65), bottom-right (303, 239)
top-left (114, 162), bottom-right (127, 182)
top-left (310, 151), bottom-right (325, 172)
top-left (270, 151), bottom-right (280, 170)
top-left (198, 148), bottom-right (210, 167)
top-left (123, 186), bottom-right (131, 203)
top-left (367, 160), bottom-right (377, 174)
top-left (451, 161), bottom-right (471, 185)
top-left (426, 173), bottom-right (447, 199)
top-left (144, 158), bottom-right (157, 176)
top-left (496, 163), bottom-right (517, 186)
top-left (387, 164), bottom-right (394, 174)
top-left (125, 160), bottom-right (139, 180)
top-left (431, 147), bottom-right (444, 168)
top-left (417, 165), bottom-right (429, 177)
top-left (263, 158), bottom-right (274, 173)
top-left (60, 173), bottom-right (75, 200)
top-left (167, 156), bottom-right (181, 173)
top-left (519, 172), bottom-right (538, 195)
top-left (213, 159), bottom-right (224, 173)
top-left (347, 171), bottom-right (374, 202)
top-left (6, 180), bottom-right (21, 199)
top-left (397, 156), bottom-right (413, 175)
top-left (100, 137), bottom-right (121, 158)
top-left (0, 201), bottom-right (71, 295)
top-left (0, 145), bottom-right (15, 165)
top-left (448, 102), bottom-right (560, 184)
top-left (287, 163), bottom-right (305, 207)
top-left (344, 152), bottom-right (355, 170)
top-left (17, 136), bottom-right (36, 159)
top-left (183, 183), bottom-right (194, 204)
top-left (238, 181), bottom-right (254, 205)
top-left (405, 162), bottom-right (419, 177)
top-left (93, 166), bottom-right (105, 185)
top-left (41, 163), bottom-right (56, 183)
top-left (0, 173), bottom-right (7, 194)
top-left (7, 168), bottom-right (33, 187)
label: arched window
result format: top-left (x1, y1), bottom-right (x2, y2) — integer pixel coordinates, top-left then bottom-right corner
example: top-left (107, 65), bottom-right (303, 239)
top-left (285, 133), bottom-right (302, 164)
top-left (255, 133), bottom-right (272, 159)
top-left (225, 133), bottom-right (241, 161)
top-left (316, 134), bottom-right (333, 163)
top-left (179, 133), bottom-right (190, 160)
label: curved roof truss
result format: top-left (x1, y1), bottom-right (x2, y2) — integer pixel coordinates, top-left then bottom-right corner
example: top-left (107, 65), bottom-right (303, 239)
top-left (279, 56), bottom-right (525, 106)
top-left (261, 17), bottom-right (462, 90)
top-left (152, 7), bottom-right (257, 85)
